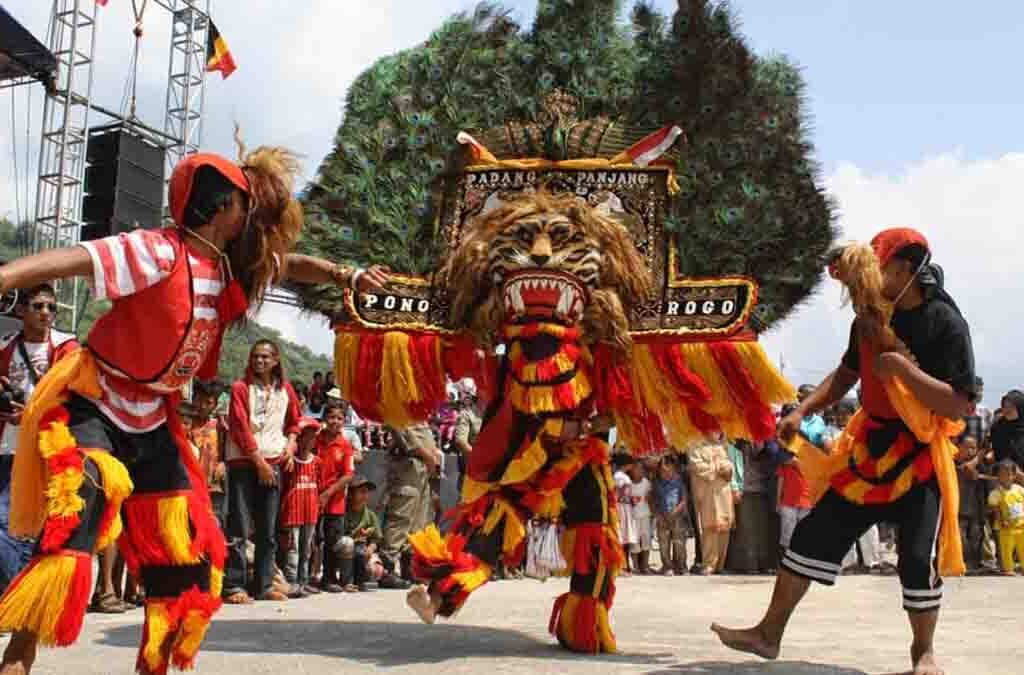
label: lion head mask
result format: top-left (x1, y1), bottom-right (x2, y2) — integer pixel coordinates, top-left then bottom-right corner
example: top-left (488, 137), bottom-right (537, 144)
top-left (442, 192), bottom-right (653, 353)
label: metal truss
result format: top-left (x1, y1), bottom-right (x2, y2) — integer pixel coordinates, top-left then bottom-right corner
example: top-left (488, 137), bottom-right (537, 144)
top-left (31, 0), bottom-right (97, 332)
top-left (161, 0), bottom-right (209, 180)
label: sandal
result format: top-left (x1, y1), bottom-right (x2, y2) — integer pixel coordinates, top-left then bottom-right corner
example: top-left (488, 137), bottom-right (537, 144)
top-left (343, 584), bottom-right (360, 593)
top-left (224, 591), bottom-right (253, 605)
top-left (92, 592), bottom-right (128, 614)
top-left (123, 592), bottom-right (146, 607)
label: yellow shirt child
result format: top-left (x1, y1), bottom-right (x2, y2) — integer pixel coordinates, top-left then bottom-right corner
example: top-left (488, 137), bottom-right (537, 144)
top-left (988, 465), bottom-right (1024, 574)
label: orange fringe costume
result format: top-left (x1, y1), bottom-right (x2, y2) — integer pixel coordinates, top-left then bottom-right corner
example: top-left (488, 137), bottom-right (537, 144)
top-left (788, 375), bottom-right (965, 577)
top-left (0, 350), bottom-right (225, 674)
top-left (336, 320), bottom-right (792, 653)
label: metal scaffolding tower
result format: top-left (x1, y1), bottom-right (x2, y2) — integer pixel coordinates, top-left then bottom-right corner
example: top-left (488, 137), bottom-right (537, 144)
top-left (31, 0), bottom-right (98, 332)
top-left (161, 0), bottom-right (209, 179)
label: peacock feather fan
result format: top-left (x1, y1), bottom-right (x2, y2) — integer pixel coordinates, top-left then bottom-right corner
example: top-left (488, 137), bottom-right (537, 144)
top-left (296, 0), bottom-right (836, 332)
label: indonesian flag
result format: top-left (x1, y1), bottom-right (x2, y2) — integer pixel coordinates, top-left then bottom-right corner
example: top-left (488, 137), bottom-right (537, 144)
top-left (95, 0), bottom-right (108, 5)
top-left (205, 20), bottom-right (237, 79)
top-left (612, 125), bottom-right (685, 167)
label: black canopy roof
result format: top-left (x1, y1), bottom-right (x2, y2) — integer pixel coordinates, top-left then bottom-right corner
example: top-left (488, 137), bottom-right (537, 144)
top-left (0, 6), bottom-right (56, 87)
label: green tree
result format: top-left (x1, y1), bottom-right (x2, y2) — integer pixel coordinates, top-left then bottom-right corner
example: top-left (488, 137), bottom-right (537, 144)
top-left (0, 219), bottom-right (30, 262)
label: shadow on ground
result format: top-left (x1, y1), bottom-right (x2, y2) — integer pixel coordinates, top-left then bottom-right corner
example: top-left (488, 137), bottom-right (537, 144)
top-left (98, 619), bottom-right (674, 668)
top-left (647, 662), bottom-right (869, 675)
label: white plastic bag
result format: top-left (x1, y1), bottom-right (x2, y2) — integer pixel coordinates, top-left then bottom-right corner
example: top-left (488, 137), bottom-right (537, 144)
top-left (526, 521), bottom-right (566, 581)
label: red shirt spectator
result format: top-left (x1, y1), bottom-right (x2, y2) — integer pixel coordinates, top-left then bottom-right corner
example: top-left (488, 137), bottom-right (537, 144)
top-left (318, 432), bottom-right (355, 515)
top-left (777, 461), bottom-right (812, 509)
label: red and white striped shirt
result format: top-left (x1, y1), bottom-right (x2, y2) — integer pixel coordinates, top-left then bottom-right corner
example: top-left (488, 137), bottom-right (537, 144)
top-left (80, 229), bottom-right (224, 433)
top-left (280, 455), bottom-right (321, 527)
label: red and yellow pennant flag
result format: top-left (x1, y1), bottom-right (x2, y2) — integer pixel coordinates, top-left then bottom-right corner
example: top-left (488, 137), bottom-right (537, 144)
top-left (611, 125), bottom-right (685, 167)
top-left (205, 20), bottom-right (236, 79)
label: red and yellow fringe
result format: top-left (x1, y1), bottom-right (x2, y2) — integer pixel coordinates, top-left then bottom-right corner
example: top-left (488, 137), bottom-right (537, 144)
top-left (120, 492), bottom-right (202, 571)
top-left (88, 449), bottom-right (133, 551)
top-left (786, 374), bottom-right (964, 577)
top-left (138, 587), bottom-right (222, 675)
top-left (33, 407), bottom-right (132, 555)
top-left (335, 329), bottom-right (487, 427)
top-left (36, 408), bottom-right (84, 553)
top-left (549, 592), bottom-right (617, 654)
top-left (594, 337), bottom-right (793, 455)
top-left (334, 324), bottom-right (791, 457)
top-left (409, 525), bottom-right (493, 617)
top-left (0, 550), bottom-right (92, 647)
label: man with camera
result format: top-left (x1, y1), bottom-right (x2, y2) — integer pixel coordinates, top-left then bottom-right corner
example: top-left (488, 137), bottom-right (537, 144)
top-left (0, 285), bottom-right (77, 590)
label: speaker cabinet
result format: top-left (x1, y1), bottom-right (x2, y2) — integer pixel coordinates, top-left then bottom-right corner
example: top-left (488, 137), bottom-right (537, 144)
top-left (82, 124), bottom-right (166, 240)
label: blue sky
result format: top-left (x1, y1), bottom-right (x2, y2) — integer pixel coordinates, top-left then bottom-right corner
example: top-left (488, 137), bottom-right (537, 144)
top-left (2, 0), bottom-right (1021, 405)
top-left (499, 0), bottom-right (1024, 173)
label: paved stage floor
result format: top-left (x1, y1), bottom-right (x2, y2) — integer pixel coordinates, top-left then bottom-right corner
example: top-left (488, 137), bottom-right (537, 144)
top-left (18, 573), bottom-right (1022, 674)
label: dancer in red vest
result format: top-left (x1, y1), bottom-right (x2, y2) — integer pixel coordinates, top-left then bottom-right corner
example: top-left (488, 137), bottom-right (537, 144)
top-left (712, 228), bottom-right (975, 675)
top-left (0, 146), bottom-right (387, 675)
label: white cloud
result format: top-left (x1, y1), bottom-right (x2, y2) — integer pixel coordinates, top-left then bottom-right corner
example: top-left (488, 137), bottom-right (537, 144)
top-left (763, 152), bottom-right (1024, 407)
top-left (255, 300), bottom-right (334, 357)
top-left (5, 2), bottom-right (1022, 407)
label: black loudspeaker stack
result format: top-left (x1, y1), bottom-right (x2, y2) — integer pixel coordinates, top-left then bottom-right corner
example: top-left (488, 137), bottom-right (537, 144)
top-left (82, 124), bottom-right (167, 241)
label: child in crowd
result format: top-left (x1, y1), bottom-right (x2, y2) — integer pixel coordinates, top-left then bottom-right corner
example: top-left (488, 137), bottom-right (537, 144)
top-left (435, 398), bottom-right (458, 453)
top-left (613, 454), bottom-right (637, 575)
top-left (628, 461), bottom-right (654, 574)
top-left (955, 435), bottom-right (987, 572)
top-left (305, 389), bottom-right (326, 419)
top-left (988, 460), bottom-right (1024, 575)
top-left (279, 418), bottom-right (323, 596)
top-left (318, 401), bottom-right (357, 592)
top-left (191, 380), bottom-right (228, 529)
top-left (776, 450), bottom-right (811, 552)
top-left (653, 456), bottom-right (691, 575)
top-left (339, 476), bottom-right (385, 592)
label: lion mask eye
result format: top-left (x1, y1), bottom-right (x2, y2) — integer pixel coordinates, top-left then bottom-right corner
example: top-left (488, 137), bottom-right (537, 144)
top-left (549, 224), bottom-right (573, 245)
top-left (515, 223), bottom-right (537, 245)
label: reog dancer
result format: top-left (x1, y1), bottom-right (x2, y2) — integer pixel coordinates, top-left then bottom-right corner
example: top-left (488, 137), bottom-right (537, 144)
top-left (713, 228), bottom-right (976, 675)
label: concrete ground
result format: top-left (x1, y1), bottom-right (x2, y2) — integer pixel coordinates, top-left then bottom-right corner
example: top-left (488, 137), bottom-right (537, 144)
top-left (15, 572), bottom-right (1023, 675)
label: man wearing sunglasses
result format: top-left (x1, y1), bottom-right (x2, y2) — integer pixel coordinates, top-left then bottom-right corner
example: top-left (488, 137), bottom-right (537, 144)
top-left (0, 286), bottom-right (78, 594)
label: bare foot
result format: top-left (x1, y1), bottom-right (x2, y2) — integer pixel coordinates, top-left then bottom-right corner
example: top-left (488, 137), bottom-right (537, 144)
top-left (710, 623), bottom-right (780, 660)
top-left (0, 630), bottom-right (37, 674)
top-left (912, 647), bottom-right (944, 675)
top-left (406, 585), bottom-right (437, 625)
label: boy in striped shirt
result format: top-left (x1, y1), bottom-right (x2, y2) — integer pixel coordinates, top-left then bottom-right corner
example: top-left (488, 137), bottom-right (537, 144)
top-left (279, 418), bottom-right (322, 597)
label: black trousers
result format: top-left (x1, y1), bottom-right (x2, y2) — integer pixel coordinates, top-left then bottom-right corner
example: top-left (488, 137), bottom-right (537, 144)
top-left (340, 542), bottom-right (370, 587)
top-left (958, 515), bottom-right (984, 570)
top-left (225, 464), bottom-right (282, 598)
top-left (783, 479), bottom-right (942, 612)
top-left (322, 515), bottom-right (345, 585)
